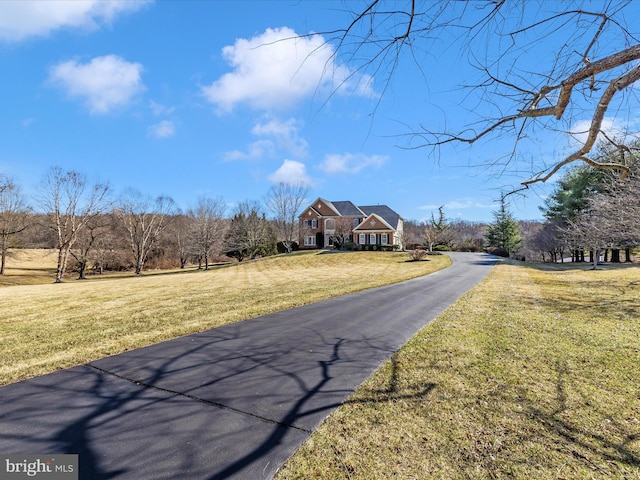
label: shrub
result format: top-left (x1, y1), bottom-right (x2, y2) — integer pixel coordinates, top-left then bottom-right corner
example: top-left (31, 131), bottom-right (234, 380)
top-left (344, 241), bottom-right (359, 251)
top-left (433, 244), bottom-right (451, 252)
top-left (408, 249), bottom-right (427, 261)
top-left (486, 246), bottom-right (509, 258)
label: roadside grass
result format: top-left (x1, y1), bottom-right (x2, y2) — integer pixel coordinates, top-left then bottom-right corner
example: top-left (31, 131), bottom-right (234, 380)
top-left (276, 262), bottom-right (640, 479)
top-left (0, 251), bottom-right (450, 386)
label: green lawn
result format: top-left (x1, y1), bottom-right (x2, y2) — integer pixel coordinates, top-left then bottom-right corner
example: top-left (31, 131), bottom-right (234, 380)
top-left (276, 262), bottom-right (640, 479)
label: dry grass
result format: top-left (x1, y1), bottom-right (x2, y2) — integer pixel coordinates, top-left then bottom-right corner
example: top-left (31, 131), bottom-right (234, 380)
top-left (0, 250), bottom-right (450, 386)
top-left (277, 262), bottom-right (640, 479)
top-left (0, 249), bottom-right (58, 286)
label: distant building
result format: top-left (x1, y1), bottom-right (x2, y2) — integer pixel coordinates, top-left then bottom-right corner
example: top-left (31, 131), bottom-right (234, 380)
top-left (299, 198), bottom-right (404, 250)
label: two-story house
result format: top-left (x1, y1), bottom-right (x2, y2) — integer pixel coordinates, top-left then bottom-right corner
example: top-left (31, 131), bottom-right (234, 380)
top-left (299, 198), bottom-right (404, 250)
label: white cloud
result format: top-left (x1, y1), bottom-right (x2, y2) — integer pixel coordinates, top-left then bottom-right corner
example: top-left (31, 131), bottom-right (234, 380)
top-left (0, 0), bottom-right (150, 42)
top-left (148, 120), bottom-right (175, 138)
top-left (224, 140), bottom-right (276, 161)
top-left (49, 55), bottom-right (145, 114)
top-left (149, 100), bottom-right (175, 117)
top-left (252, 117), bottom-right (308, 158)
top-left (318, 153), bottom-right (387, 174)
top-left (202, 26), bottom-right (375, 113)
top-left (419, 199), bottom-right (495, 210)
top-left (224, 117), bottom-right (308, 161)
top-left (569, 117), bottom-right (630, 146)
top-left (268, 160), bottom-right (311, 186)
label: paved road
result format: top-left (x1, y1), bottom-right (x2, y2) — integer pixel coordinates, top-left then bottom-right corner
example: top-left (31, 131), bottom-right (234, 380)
top-left (0, 252), bottom-right (496, 479)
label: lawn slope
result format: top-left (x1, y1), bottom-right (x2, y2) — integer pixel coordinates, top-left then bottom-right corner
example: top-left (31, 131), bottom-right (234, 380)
top-left (0, 251), bottom-right (450, 385)
top-left (277, 262), bottom-right (640, 479)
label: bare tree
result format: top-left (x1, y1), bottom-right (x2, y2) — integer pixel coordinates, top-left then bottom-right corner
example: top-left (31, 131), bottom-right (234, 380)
top-left (69, 214), bottom-right (113, 279)
top-left (38, 167), bottom-right (110, 283)
top-left (400, 219), bottom-right (423, 250)
top-left (563, 163), bottom-right (640, 268)
top-left (326, 1), bottom-right (640, 187)
top-left (330, 216), bottom-right (356, 249)
top-left (167, 214), bottom-right (193, 269)
top-left (188, 196), bottom-right (227, 269)
top-left (448, 220), bottom-right (486, 252)
top-left (0, 177), bottom-right (31, 274)
top-left (115, 190), bottom-right (177, 275)
top-left (265, 182), bottom-right (308, 253)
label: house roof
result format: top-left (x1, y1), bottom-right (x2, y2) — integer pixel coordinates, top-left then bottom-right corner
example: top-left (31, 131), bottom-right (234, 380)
top-left (330, 201), bottom-right (364, 217)
top-left (301, 198), bottom-right (402, 230)
top-left (359, 205), bottom-right (402, 229)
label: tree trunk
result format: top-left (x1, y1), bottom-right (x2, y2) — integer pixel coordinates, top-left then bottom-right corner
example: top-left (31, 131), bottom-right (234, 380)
top-left (77, 260), bottom-right (87, 280)
top-left (0, 235), bottom-right (6, 275)
top-left (135, 259), bottom-right (144, 275)
top-left (625, 247), bottom-right (632, 262)
top-left (611, 249), bottom-right (621, 263)
top-left (55, 247), bottom-right (69, 283)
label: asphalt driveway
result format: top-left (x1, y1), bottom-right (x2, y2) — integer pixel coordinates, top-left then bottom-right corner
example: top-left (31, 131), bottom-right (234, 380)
top-left (0, 252), bottom-right (497, 479)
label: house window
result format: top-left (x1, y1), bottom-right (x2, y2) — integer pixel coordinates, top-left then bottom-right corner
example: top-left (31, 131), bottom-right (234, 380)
top-left (303, 219), bottom-right (308, 228)
top-left (381, 233), bottom-right (389, 244)
top-left (304, 236), bottom-right (316, 246)
top-left (353, 218), bottom-right (360, 227)
top-left (359, 233), bottom-right (366, 245)
top-left (370, 233), bottom-right (377, 244)
top-left (311, 219), bottom-right (318, 228)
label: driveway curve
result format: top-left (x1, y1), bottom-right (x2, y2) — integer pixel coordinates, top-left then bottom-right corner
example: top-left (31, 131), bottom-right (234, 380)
top-left (0, 252), bottom-right (496, 479)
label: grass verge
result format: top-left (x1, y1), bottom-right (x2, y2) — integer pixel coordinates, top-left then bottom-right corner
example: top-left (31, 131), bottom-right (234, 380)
top-left (0, 251), bottom-right (450, 386)
top-left (276, 262), bottom-right (640, 479)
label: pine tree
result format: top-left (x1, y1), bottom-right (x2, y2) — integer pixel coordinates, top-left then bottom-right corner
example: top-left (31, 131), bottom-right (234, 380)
top-left (485, 195), bottom-right (522, 256)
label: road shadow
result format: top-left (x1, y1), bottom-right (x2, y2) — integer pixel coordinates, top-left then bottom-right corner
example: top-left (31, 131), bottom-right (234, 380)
top-left (0, 325), bottom-right (419, 479)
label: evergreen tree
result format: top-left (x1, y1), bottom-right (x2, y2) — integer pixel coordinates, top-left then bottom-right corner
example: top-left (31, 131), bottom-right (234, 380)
top-left (225, 202), bottom-right (276, 261)
top-left (485, 195), bottom-right (522, 256)
top-left (430, 205), bottom-right (452, 248)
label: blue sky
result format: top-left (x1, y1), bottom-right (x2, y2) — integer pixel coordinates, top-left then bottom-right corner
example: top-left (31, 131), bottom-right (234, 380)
top-left (1, 1), bottom-right (636, 223)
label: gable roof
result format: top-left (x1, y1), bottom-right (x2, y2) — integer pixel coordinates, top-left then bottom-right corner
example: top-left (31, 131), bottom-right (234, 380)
top-left (359, 205), bottom-right (401, 229)
top-left (300, 198), bottom-right (402, 230)
top-left (353, 213), bottom-right (394, 232)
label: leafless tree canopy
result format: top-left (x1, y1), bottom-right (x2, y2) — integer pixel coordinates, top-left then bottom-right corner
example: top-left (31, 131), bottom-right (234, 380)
top-left (188, 196), bottom-right (227, 269)
top-left (116, 189), bottom-right (177, 275)
top-left (265, 182), bottom-right (308, 253)
top-left (0, 176), bottom-right (31, 274)
top-left (327, 0), bottom-right (640, 187)
top-left (39, 167), bottom-right (110, 282)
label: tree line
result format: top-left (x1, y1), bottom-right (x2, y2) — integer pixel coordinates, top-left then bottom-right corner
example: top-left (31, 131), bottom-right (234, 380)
top-left (0, 167), bottom-right (309, 282)
top-left (404, 145), bottom-right (640, 266)
top-left (528, 143), bottom-right (640, 268)
top-left (3, 154), bottom-right (637, 282)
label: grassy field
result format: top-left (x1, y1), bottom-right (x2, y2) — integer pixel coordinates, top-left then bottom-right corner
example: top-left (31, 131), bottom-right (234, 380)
top-left (0, 249), bottom-right (59, 286)
top-left (0, 250), bottom-right (450, 385)
top-left (276, 261), bottom-right (640, 479)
